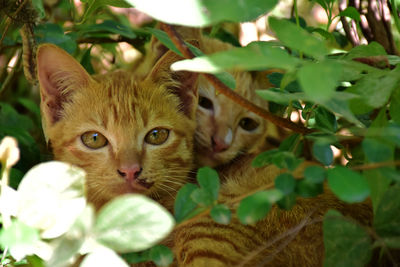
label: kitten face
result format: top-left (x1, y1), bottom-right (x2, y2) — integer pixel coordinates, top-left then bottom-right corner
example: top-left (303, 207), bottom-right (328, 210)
top-left (37, 44), bottom-right (197, 210)
top-left (194, 73), bottom-right (268, 167)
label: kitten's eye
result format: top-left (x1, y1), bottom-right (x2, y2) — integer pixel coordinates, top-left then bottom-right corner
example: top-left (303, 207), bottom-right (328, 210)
top-left (145, 128), bottom-right (170, 145)
top-left (81, 131), bottom-right (108, 149)
top-left (198, 96), bottom-right (213, 110)
top-left (239, 117), bottom-right (259, 131)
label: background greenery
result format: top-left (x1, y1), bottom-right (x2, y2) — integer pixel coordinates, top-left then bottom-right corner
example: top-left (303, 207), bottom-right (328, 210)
top-left (1, 0), bottom-right (400, 266)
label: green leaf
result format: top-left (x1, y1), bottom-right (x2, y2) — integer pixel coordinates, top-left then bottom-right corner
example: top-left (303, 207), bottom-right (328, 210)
top-left (80, 47), bottom-right (95, 75)
top-left (252, 149), bottom-right (280, 167)
top-left (346, 42), bottom-right (387, 59)
top-left (274, 173), bottom-right (296, 195)
top-left (210, 204), bottom-right (231, 225)
top-left (314, 106), bottom-right (337, 132)
top-left (312, 142), bottom-right (333, 166)
top-left (296, 180), bottom-right (323, 197)
top-left (17, 98), bottom-right (41, 124)
top-left (374, 185), bottom-right (400, 237)
top-left (174, 183), bottom-right (198, 222)
top-left (80, 20), bottom-right (137, 39)
top-left (237, 191), bottom-right (272, 225)
top-left (362, 138), bottom-right (393, 163)
top-left (322, 97), bottom-right (363, 127)
top-left (95, 195), bottom-right (174, 253)
top-left (0, 219), bottom-right (40, 261)
top-left (379, 237), bottom-right (400, 249)
top-left (35, 23), bottom-right (77, 54)
top-left (145, 27), bottom-right (182, 56)
top-left (191, 188), bottom-right (214, 207)
top-left (298, 60), bottom-right (342, 102)
top-left (389, 89), bottom-right (400, 124)
top-left (271, 152), bottom-right (304, 171)
top-left (364, 169), bottom-right (392, 215)
top-left (276, 193), bottom-right (296, 210)
top-left (304, 165), bottom-right (326, 184)
top-left (171, 41), bottom-right (300, 73)
top-left (17, 161), bottom-right (86, 239)
top-left (32, 0), bottom-right (45, 19)
top-left (122, 250), bottom-right (150, 264)
top-left (80, 0), bottom-right (132, 24)
top-left (196, 167), bottom-right (220, 201)
top-left (279, 133), bottom-right (303, 156)
top-left (149, 245), bottom-right (174, 267)
top-left (327, 167), bottom-right (370, 203)
top-left (125, 0), bottom-right (278, 27)
top-left (339, 6), bottom-right (361, 22)
top-left (323, 210), bottom-right (372, 267)
top-left (269, 17), bottom-right (328, 59)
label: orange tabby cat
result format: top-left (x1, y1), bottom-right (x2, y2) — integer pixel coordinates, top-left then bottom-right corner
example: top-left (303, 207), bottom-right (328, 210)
top-left (37, 43), bottom-right (198, 211)
top-left (172, 158), bottom-right (373, 266)
top-left (194, 37), bottom-right (279, 168)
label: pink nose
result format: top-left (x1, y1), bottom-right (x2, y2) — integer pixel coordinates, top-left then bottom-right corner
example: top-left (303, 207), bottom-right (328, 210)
top-left (118, 164), bottom-right (142, 181)
top-left (212, 136), bottom-right (229, 152)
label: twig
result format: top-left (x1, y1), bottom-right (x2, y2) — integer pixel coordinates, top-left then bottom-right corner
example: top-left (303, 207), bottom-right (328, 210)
top-left (351, 160), bottom-right (400, 171)
top-left (160, 23), bottom-right (312, 135)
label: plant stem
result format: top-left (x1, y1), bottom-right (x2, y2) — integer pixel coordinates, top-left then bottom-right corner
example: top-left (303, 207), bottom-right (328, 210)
top-left (390, 0), bottom-right (400, 34)
top-left (293, 0), bottom-right (303, 59)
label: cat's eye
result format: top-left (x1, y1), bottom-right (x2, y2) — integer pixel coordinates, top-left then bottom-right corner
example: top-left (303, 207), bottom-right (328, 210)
top-left (239, 117), bottom-right (259, 131)
top-left (81, 131), bottom-right (108, 149)
top-left (198, 96), bottom-right (213, 110)
top-left (145, 128), bottom-right (170, 145)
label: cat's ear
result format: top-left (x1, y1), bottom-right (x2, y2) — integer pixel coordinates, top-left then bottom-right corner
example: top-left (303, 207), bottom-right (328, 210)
top-left (146, 50), bottom-right (199, 119)
top-left (37, 44), bottom-right (92, 126)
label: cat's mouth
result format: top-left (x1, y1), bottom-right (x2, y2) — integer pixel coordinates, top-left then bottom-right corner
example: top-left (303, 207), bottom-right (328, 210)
top-left (125, 178), bottom-right (154, 193)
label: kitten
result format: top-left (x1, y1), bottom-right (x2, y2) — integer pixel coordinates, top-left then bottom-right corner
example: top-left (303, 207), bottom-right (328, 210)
top-left (194, 36), bottom-right (279, 168)
top-left (36, 43), bottom-right (198, 211)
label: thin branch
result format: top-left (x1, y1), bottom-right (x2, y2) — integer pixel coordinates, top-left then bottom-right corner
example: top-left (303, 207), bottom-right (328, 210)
top-left (351, 160), bottom-right (400, 171)
top-left (160, 23), bottom-right (312, 135)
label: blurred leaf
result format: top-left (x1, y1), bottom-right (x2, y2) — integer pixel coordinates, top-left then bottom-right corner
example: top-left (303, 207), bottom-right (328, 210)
top-left (35, 23), bottom-right (77, 54)
top-left (274, 173), bottom-right (296, 195)
top-left (80, 20), bottom-right (136, 39)
top-left (149, 245), bottom-right (174, 267)
top-left (304, 165), bottom-right (326, 184)
top-left (252, 149), bottom-right (280, 167)
top-left (323, 210), bottom-right (372, 267)
top-left (327, 167), bottom-right (370, 203)
top-left (0, 103), bottom-right (33, 131)
top-left (17, 161), bottom-right (86, 239)
top-left (379, 237), bottom-right (400, 249)
top-left (80, 0), bottom-right (132, 24)
top-left (80, 47), bottom-right (95, 75)
top-left (279, 133), bottom-right (303, 156)
top-left (145, 27), bottom-right (182, 56)
top-left (312, 142), bottom-right (333, 166)
top-left (172, 41), bottom-right (300, 73)
top-left (298, 60), bottom-right (342, 102)
top-left (389, 89), bottom-right (400, 124)
top-left (276, 193), bottom-right (296, 210)
top-left (252, 149), bottom-right (303, 170)
top-left (374, 185), bottom-right (400, 237)
top-left (296, 180), bottom-right (323, 197)
top-left (339, 7), bottom-right (361, 22)
top-left (191, 188), bottom-right (214, 207)
top-left (32, 0), bottom-right (45, 18)
top-left (269, 17), bottom-right (328, 59)
top-left (0, 220), bottom-right (40, 262)
top-left (362, 138), bottom-right (393, 163)
top-left (174, 183), bottom-right (198, 222)
top-left (364, 169), bottom-right (392, 214)
top-left (122, 250), bottom-right (149, 264)
top-left (210, 204), bottom-right (231, 225)
top-left (126, 0), bottom-right (278, 27)
top-left (95, 195), bottom-right (174, 253)
top-left (237, 191), bottom-right (272, 224)
top-left (196, 167), bottom-right (220, 201)
top-left (17, 98), bottom-right (41, 124)
top-left (81, 246), bottom-right (129, 267)
top-left (346, 42), bottom-right (387, 59)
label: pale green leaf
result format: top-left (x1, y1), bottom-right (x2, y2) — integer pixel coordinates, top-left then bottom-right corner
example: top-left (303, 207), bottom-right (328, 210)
top-left (81, 246), bottom-right (129, 267)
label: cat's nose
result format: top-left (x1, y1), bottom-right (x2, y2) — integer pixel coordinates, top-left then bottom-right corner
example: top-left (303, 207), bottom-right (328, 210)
top-left (118, 164), bottom-right (143, 181)
top-left (212, 136), bottom-right (229, 152)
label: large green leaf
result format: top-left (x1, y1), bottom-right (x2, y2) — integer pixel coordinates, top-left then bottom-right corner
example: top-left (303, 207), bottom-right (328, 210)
top-left (298, 60), bottom-right (342, 102)
top-left (269, 17), bottom-right (328, 60)
top-left (149, 245), bottom-right (174, 267)
top-left (171, 41), bottom-right (300, 73)
top-left (126, 0), bottom-right (278, 27)
top-left (95, 195), bottom-right (174, 253)
top-left (237, 191), bottom-right (275, 224)
top-left (35, 23), bottom-right (77, 54)
top-left (210, 204), bottom-right (231, 225)
top-left (364, 169), bottom-right (392, 215)
top-left (174, 183), bottom-right (198, 222)
top-left (323, 210), bottom-right (372, 267)
top-left (196, 167), bottom-right (220, 201)
top-left (327, 167), bottom-right (370, 203)
top-left (374, 185), bottom-right (400, 237)
top-left (79, 20), bottom-right (137, 39)
top-left (274, 173), bottom-right (296, 195)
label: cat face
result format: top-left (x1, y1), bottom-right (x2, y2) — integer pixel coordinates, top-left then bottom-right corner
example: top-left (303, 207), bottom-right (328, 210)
top-left (37, 44), bottom-right (198, 210)
top-left (194, 73), bottom-right (269, 167)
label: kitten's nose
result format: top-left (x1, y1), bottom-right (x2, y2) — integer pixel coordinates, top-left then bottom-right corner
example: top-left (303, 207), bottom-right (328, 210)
top-left (212, 136), bottom-right (229, 152)
top-left (118, 164), bottom-right (143, 181)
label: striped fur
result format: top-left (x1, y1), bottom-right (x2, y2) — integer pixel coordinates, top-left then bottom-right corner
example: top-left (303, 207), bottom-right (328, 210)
top-left (172, 159), bottom-right (372, 266)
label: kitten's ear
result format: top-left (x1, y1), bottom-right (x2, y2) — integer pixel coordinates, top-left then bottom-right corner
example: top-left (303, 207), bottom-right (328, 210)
top-left (147, 50), bottom-right (199, 119)
top-left (37, 44), bottom-right (92, 126)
